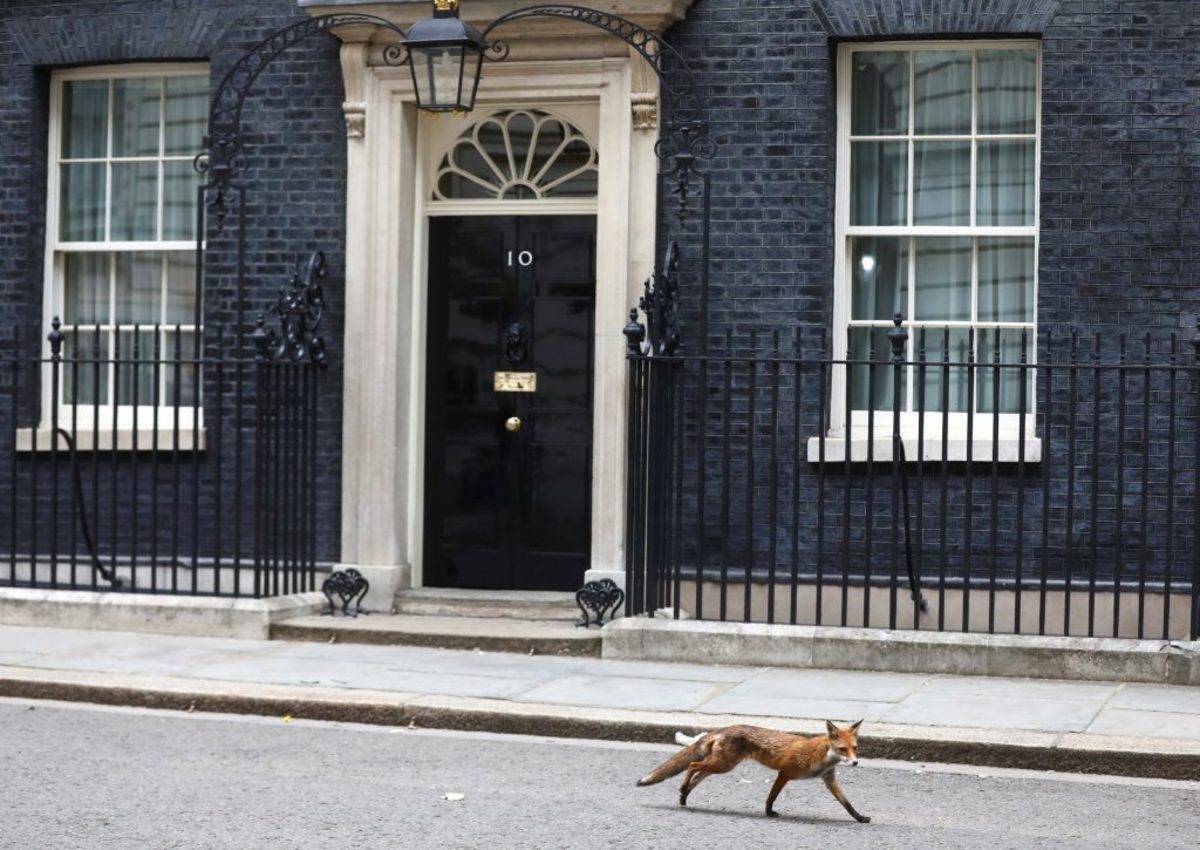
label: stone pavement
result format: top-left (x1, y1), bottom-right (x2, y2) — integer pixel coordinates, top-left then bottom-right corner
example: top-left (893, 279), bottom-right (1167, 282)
top-left (0, 623), bottom-right (1197, 778)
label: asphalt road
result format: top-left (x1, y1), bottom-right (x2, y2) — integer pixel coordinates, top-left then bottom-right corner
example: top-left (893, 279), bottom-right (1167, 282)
top-left (1, 699), bottom-right (1197, 850)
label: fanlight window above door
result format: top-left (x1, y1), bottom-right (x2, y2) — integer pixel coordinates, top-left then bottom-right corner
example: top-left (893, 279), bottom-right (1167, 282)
top-left (433, 110), bottom-right (598, 201)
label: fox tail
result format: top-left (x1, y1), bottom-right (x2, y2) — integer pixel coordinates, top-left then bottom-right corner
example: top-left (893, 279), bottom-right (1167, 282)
top-left (637, 733), bottom-right (712, 787)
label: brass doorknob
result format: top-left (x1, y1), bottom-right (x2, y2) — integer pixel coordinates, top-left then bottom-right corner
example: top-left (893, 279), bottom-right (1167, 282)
top-left (505, 416), bottom-right (522, 432)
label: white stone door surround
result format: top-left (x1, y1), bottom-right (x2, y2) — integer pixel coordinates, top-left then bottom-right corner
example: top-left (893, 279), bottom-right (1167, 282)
top-left (307, 1), bottom-right (694, 604)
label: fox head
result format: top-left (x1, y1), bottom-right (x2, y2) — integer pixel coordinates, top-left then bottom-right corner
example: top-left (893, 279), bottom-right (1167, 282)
top-left (825, 719), bottom-right (863, 766)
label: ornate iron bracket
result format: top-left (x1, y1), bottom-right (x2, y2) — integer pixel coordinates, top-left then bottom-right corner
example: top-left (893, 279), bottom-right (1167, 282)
top-left (252, 250), bottom-right (329, 365)
top-left (624, 240), bottom-right (681, 357)
top-left (575, 578), bottom-right (625, 628)
top-left (321, 568), bottom-right (370, 617)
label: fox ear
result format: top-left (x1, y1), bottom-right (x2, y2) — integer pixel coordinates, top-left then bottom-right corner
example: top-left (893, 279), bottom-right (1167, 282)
top-left (849, 719), bottom-right (863, 733)
top-left (825, 720), bottom-right (838, 737)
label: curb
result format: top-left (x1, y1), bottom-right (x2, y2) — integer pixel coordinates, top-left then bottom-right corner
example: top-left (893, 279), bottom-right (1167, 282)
top-left (1, 668), bottom-right (1197, 782)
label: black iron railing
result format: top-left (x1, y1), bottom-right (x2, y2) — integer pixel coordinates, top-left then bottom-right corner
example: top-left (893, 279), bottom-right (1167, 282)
top-left (626, 316), bottom-right (1200, 641)
top-left (0, 318), bottom-right (324, 598)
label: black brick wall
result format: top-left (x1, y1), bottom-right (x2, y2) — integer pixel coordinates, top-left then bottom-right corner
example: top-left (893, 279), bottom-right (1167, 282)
top-left (0, 0), bottom-right (347, 569)
top-left (656, 0), bottom-right (1200, 602)
top-left (666, 0), bottom-right (1200, 345)
top-left (3, 0), bottom-right (1199, 604)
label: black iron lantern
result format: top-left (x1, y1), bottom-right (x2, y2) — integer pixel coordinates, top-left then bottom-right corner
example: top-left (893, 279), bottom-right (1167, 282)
top-left (405, 0), bottom-right (486, 113)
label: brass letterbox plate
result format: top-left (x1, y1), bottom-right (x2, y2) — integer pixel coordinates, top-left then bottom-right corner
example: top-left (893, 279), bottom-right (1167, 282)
top-left (493, 371), bottom-right (537, 393)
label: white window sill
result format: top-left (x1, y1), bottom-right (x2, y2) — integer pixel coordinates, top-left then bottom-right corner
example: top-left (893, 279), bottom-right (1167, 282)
top-left (15, 427), bottom-right (206, 453)
top-left (806, 435), bottom-right (1042, 464)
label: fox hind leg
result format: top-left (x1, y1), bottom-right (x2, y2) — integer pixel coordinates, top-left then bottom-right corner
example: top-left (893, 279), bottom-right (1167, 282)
top-left (678, 768), bottom-right (708, 807)
top-left (678, 754), bottom-right (734, 808)
top-left (822, 774), bottom-right (870, 823)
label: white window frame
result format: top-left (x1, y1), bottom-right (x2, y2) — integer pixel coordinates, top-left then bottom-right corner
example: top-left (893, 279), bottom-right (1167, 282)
top-left (816, 40), bottom-right (1042, 463)
top-left (35, 62), bottom-right (209, 446)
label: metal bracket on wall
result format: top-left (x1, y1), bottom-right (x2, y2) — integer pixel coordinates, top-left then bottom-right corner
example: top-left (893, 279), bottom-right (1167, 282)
top-left (321, 568), bottom-right (370, 617)
top-left (575, 578), bottom-right (624, 628)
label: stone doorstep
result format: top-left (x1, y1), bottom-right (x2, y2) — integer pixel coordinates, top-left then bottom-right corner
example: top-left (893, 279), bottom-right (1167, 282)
top-left (270, 613), bottom-right (602, 657)
top-left (393, 588), bottom-right (582, 621)
top-left (601, 618), bottom-right (1200, 686)
top-left (0, 587), bottom-right (326, 641)
top-left (0, 667), bottom-right (1197, 781)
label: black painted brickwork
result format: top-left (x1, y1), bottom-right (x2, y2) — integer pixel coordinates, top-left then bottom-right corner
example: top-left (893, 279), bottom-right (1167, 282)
top-left (658, 0), bottom-right (1200, 595)
top-left (2, 0), bottom-right (1199, 600)
top-left (0, 0), bottom-right (347, 566)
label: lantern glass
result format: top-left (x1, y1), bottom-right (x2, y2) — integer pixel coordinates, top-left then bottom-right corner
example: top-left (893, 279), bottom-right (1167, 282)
top-left (409, 43), bottom-right (485, 112)
top-left (459, 47), bottom-right (482, 111)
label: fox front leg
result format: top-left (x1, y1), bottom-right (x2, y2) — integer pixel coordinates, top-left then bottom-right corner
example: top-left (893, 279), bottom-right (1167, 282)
top-left (822, 773), bottom-right (870, 823)
top-left (764, 772), bottom-right (789, 818)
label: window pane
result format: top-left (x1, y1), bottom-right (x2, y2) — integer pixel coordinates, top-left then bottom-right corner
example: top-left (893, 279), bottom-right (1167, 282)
top-left (850, 237), bottom-right (907, 321)
top-left (914, 237), bottom-right (971, 322)
top-left (918, 327), bottom-right (971, 413)
top-left (977, 140), bottom-right (1035, 225)
top-left (437, 170), bottom-right (494, 200)
top-left (63, 330), bottom-right (109, 405)
top-left (979, 238), bottom-right (1035, 322)
top-left (850, 141), bottom-right (907, 226)
top-left (63, 253), bottom-right (109, 325)
top-left (59, 163), bottom-right (105, 241)
top-left (166, 252), bottom-right (197, 325)
top-left (111, 162), bottom-right (158, 240)
top-left (113, 77), bottom-right (161, 158)
top-left (851, 52), bottom-right (909, 136)
top-left (164, 75), bottom-right (208, 156)
top-left (913, 141), bottom-right (970, 225)
top-left (978, 328), bottom-right (1033, 413)
top-left (539, 139), bottom-right (598, 198)
top-left (914, 51), bottom-right (971, 135)
top-left (164, 330), bottom-right (199, 406)
top-left (977, 49), bottom-right (1037, 135)
top-left (163, 160), bottom-right (200, 240)
top-left (849, 327), bottom-right (905, 412)
top-left (116, 329), bottom-right (157, 406)
top-left (61, 80), bottom-right (108, 159)
top-left (115, 252), bottom-right (161, 324)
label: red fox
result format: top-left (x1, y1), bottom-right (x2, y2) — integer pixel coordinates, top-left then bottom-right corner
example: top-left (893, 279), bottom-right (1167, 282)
top-left (636, 720), bottom-right (870, 822)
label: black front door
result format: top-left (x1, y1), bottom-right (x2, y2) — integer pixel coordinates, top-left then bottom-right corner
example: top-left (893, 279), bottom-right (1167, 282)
top-left (425, 215), bottom-right (596, 591)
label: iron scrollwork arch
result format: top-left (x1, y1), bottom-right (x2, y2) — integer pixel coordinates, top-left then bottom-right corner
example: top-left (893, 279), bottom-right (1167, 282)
top-left (199, 13), bottom-right (410, 220)
top-left (480, 5), bottom-right (698, 115)
top-left (479, 4), bottom-right (713, 217)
